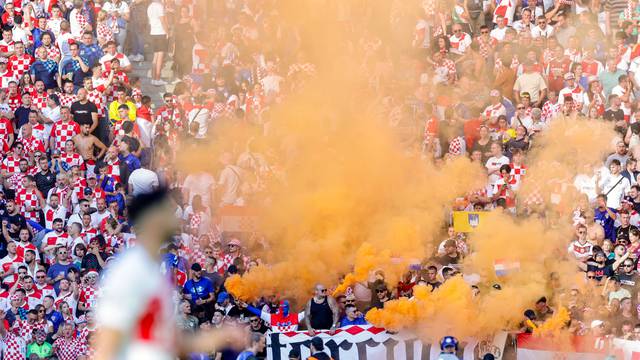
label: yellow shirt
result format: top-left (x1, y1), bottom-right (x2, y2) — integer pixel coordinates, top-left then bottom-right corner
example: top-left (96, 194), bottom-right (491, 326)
top-left (108, 100), bottom-right (137, 122)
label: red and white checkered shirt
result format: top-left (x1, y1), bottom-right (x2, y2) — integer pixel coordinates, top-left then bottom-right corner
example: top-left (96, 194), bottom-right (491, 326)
top-left (72, 177), bottom-right (87, 202)
top-left (16, 241), bottom-right (38, 260)
top-left (155, 105), bottom-right (182, 129)
top-left (0, 118), bottom-right (12, 151)
top-left (220, 253), bottom-right (250, 272)
top-left (32, 91), bottom-right (48, 110)
top-left (43, 231), bottom-right (70, 248)
top-left (96, 22), bottom-right (114, 42)
top-left (20, 134), bottom-right (46, 157)
top-left (60, 152), bottom-right (85, 170)
top-left (509, 163), bottom-right (527, 189)
top-left (104, 71), bottom-right (129, 103)
top-left (8, 53), bottom-right (34, 78)
top-left (435, 58), bottom-right (456, 75)
top-left (2, 153), bottom-right (24, 174)
top-left (78, 285), bottom-right (98, 310)
top-left (8, 172), bottom-right (26, 192)
top-left (44, 45), bottom-right (61, 61)
top-left (21, 85), bottom-right (35, 96)
top-left (106, 157), bottom-right (120, 183)
top-left (0, 70), bottom-right (17, 90)
top-left (36, 283), bottom-right (55, 299)
top-left (54, 336), bottom-right (84, 360)
top-left (541, 100), bottom-right (562, 122)
top-left (81, 226), bottom-right (98, 243)
top-left (57, 92), bottom-right (78, 108)
top-left (16, 188), bottom-right (43, 221)
top-left (51, 120), bottom-right (80, 151)
top-left (8, 94), bottom-right (21, 112)
top-left (2, 331), bottom-right (27, 360)
top-left (87, 89), bottom-right (106, 117)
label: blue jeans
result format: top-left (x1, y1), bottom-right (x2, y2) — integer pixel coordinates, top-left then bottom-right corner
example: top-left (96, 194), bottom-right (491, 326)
top-left (129, 27), bottom-right (145, 56)
top-left (115, 28), bottom-right (127, 53)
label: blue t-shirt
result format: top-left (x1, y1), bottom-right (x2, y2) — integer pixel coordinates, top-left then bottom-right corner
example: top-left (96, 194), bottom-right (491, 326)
top-left (339, 315), bottom-right (368, 327)
top-left (119, 153), bottom-right (141, 173)
top-left (46, 310), bottom-right (64, 333)
top-left (47, 262), bottom-right (78, 293)
top-left (595, 207), bottom-right (617, 241)
top-left (183, 277), bottom-right (214, 301)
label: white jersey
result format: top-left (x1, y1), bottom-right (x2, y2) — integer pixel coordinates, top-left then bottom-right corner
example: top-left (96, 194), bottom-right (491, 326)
top-left (97, 246), bottom-right (176, 360)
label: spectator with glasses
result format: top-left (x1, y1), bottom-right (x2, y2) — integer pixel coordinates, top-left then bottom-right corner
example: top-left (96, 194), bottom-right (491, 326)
top-left (46, 245), bottom-right (77, 292)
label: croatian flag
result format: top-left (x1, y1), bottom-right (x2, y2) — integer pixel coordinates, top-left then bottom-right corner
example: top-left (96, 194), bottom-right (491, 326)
top-left (494, 259), bottom-right (520, 277)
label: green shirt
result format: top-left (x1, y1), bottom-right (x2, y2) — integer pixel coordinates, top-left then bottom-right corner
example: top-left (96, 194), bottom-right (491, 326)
top-left (27, 341), bottom-right (53, 358)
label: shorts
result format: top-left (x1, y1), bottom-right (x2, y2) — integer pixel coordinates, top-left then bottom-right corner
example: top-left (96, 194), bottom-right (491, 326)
top-left (150, 35), bottom-right (168, 52)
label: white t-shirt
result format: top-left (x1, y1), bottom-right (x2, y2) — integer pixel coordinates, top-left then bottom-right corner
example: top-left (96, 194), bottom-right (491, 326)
top-left (600, 174), bottom-right (631, 209)
top-left (98, 246), bottom-right (176, 360)
top-left (128, 168), bottom-right (159, 196)
top-left (103, 1), bottom-right (130, 15)
top-left (183, 172), bottom-right (215, 205)
top-left (218, 165), bottom-right (242, 206)
top-left (485, 155), bottom-right (510, 185)
top-left (147, 2), bottom-right (166, 36)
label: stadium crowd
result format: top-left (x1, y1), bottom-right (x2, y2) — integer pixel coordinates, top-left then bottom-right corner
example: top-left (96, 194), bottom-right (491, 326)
top-left (0, 0), bottom-right (640, 359)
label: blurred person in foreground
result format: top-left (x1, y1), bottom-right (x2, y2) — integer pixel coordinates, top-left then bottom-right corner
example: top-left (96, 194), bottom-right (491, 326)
top-left (94, 189), bottom-right (245, 360)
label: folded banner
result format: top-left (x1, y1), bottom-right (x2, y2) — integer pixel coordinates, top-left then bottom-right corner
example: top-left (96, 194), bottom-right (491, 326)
top-left (267, 326), bottom-right (506, 360)
top-left (452, 211), bottom-right (490, 233)
top-left (516, 333), bottom-right (606, 360)
top-left (612, 338), bottom-right (640, 360)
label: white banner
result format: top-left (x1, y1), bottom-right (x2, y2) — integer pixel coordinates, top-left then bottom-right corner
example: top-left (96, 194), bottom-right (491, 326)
top-left (612, 338), bottom-right (640, 360)
top-left (516, 334), bottom-right (604, 360)
top-left (266, 326), bottom-right (506, 360)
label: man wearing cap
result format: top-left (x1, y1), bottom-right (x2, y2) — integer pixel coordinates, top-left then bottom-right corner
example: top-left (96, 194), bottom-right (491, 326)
top-left (215, 291), bottom-right (242, 318)
top-left (221, 238), bottom-right (249, 272)
top-left (558, 72), bottom-right (584, 105)
top-left (308, 337), bottom-right (332, 360)
top-left (183, 262), bottom-right (215, 321)
top-left (483, 90), bottom-right (506, 120)
top-left (0, 56), bottom-right (16, 89)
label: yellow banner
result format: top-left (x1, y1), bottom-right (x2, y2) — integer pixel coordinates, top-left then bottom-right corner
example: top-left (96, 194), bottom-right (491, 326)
top-left (453, 211), bottom-right (489, 232)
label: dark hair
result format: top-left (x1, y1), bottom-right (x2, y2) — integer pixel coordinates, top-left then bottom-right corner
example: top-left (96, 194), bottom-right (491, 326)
top-left (128, 189), bottom-right (169, 223)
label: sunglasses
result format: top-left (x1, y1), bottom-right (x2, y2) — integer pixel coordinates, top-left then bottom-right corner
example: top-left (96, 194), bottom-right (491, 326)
top-left (318, 289), bottom-right (327, 293)
top-left (587, 276), bottom-right (597, 279)
top-left (376, 289), bottom-right (386, 293)
top-left (36, 275), bottom-right (45, 279)
top-left (624, 264), bottom-right (635, 267)
top-left (250, 319), bottom-right (260, 323)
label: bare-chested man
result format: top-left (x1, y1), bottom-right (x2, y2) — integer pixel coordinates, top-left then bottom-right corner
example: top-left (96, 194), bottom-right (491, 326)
top-left (74, 123), bottom-right (106, 176)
